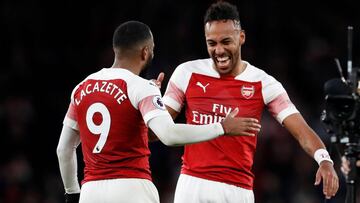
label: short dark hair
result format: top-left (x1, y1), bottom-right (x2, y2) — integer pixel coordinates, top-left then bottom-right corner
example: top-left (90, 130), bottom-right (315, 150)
top-left (112, 21), bottom-right (152, 50)
top-left (204, 1), bottom-right (240, 26)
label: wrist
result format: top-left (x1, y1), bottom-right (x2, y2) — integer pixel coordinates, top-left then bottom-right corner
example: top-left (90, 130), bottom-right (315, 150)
top-left (220, 121), bottom-right (227, 134)
top-left (314, 148), bottom-right (333, 165)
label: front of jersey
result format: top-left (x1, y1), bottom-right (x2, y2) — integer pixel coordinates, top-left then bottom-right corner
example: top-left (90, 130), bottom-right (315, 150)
top-left (63, 68), bottom-right (168, 184)
top-left (163, 59), bottom-right (298, 189)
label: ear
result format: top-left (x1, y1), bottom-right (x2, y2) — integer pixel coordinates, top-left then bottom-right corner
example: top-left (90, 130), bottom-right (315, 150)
top-left (141, 46), bottom-right (149, 61)
top-left (239, 30), bottom-right (246, 45)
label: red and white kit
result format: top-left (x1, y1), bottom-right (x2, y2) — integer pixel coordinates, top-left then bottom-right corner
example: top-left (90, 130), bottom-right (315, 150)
top-left (163, 58), bottom-right (298, 190)
top-left (64, 68), bottom-right (168, 184)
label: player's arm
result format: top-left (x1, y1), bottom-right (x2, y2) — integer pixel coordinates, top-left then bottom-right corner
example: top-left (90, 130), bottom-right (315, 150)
top-left (148, 129), bottom-right (159, 142)
top-left (165, 105), bottom-right (179, 119)
top-left (147, 105), bottom-right (180, 142)
top-left (56, 125), bottom-right (81, 201)
top-left (147, 72), bottom-right (165, 142)
top-left (283, 113), bottom-right (339, 199)
top-left (148, 107), bottom-right (260, 146)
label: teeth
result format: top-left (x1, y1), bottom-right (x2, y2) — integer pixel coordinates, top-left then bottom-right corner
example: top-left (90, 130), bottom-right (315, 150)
top-left (216, 56), bottom-right (229, 62)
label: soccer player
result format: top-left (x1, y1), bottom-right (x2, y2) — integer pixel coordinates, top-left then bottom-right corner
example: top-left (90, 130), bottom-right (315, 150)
top-left (162, 2), bottom-right (339, 202)
top-left (56, 21), bottom-right (261, 203)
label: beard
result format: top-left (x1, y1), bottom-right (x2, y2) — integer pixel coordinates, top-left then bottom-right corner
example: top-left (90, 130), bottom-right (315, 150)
top-left (144, 56), bottom-right (153, 71)
top-left (139, 56), bottom-right (153, 77)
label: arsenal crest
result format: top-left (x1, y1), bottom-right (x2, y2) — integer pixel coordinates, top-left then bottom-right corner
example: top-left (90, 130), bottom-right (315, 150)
top-left (241, 85), bottom-right (255, 99)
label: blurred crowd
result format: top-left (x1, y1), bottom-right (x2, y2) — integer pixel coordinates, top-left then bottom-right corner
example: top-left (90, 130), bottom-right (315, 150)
top-left (0, 0), bottom-right (359, 202)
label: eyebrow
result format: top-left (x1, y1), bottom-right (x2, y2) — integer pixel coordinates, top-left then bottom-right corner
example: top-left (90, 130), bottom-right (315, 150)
top-left (206, 37), bottom-right (232, 43)
top-left (221, 37), bottom-right (231, 41)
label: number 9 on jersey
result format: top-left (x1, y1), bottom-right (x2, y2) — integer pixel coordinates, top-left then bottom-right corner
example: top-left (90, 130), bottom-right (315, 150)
top-left (86, 102), bottom-right (111, 153)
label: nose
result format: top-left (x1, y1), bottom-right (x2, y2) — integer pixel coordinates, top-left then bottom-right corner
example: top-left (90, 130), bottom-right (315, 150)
top-left (214, 45), bottom-right (225, 55)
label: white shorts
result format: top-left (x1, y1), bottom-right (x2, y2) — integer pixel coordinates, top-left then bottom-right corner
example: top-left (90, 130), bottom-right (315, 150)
top-left (79, 178), bottom-right (159, 203)
top-left (174, 174), bottom-right (254, 203)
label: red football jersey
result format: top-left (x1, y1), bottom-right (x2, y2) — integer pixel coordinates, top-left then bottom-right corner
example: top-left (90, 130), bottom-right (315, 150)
top-left (163, 59), bottom-right (298, 189)
top-left (63, 68), bottom-right (168, 184)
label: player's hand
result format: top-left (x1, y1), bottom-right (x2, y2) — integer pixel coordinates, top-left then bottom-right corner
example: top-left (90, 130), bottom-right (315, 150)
top-left (65, 193), bottom-right (80, 203)
top-left (340, 156), bottom-right (360, 176)
top-left (151, 72), bottom-right (164, 89)
top-left (314, 161), bottom-right (339, 199)
top-left (221, 108), bottom-right (261, 136)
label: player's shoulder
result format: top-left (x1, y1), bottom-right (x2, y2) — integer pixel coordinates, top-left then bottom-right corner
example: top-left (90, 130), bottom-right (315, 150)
top-left (70, 70), bottom-right (101, 97)
top-left (71, 68), bottom-right (148, 94)
top-left (86, 68), bottom-right (155, 85)
top-left (87, 68), bottom-right (134, 81)
top-left (174, 58), bottom-right (216, 76)
top-left (242, 61), bottom-right (268, 76)
top-left (237, 61), bottom-right (275, 82)
top-left (178, 58), bottom-right (212, 68)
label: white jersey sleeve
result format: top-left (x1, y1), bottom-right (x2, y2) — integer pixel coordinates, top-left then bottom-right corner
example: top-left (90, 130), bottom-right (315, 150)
top-left (127, 78), bottom-right (169, 125)
top-left (63, 84), bottom-right (82, 131)
top-left (261, 73), bottom-right (299, 123)
top-left (148, 115), bottom-right (224, 146)
top-left (163, 64), bottom-right (190, 112)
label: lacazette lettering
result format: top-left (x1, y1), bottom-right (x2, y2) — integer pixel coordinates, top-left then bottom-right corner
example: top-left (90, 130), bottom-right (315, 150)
top-left (75, 81), bottom-right (127, 105)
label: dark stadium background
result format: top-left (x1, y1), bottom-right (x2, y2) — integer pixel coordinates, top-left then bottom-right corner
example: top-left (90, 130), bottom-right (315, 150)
top-left (1, 0), bottom-right (359, 202)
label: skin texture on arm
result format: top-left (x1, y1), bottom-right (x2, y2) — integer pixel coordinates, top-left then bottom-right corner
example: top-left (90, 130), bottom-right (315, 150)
top-left (148, 129), bottom-right (159, 142)
top-left (283, 113), bottom-right (325, 156)
top-left (166, 105), bottom-right (179, 120)
top-left (283, 113), bottom-right (339, 199)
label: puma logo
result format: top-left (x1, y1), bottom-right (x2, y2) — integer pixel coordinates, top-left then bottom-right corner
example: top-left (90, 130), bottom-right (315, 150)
top-left (196, 82), bottom-right (209, 93)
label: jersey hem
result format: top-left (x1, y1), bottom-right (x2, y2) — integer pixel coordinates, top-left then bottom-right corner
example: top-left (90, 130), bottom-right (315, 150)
top-left (181, 171), bottom-right (253, 190)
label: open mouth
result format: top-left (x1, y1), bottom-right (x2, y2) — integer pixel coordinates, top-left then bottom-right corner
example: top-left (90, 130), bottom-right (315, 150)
top-left (215, 56), bottom-right (230, 68)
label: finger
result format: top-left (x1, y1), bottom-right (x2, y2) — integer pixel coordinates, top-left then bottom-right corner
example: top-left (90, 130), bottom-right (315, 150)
top-left (248, 127), bottom-right (261, 132)
top-left (331, 176), bottom-right (339, 196)
top-left (334, 176), bottom-right (339, 194)
top-left (327, 177), bottom-right (335, 197)
top-left (240, 132), bottom-right (255, 137)
top-left (157, 72), bottom-right (165, 83)
top-left (323, 176), bottom-right (330, 197)
top-left (314, 171), bottom-right (321, 185)
top-left (240, 118), bottom-right (259, 123)
top-left (228, 108), bottom-right (239, 118)
top-left (245, 124), bottom-right (260, 131)
top-left (229, 130), bottom-right (255, 137)
top-left (249, 122), bottom-right (261, 129)
top-left (357, 160), bottom-right (360, 167)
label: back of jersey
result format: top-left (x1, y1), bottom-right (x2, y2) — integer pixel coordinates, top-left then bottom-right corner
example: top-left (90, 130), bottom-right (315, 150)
top-left (68, 68), bottom-right (151, 184)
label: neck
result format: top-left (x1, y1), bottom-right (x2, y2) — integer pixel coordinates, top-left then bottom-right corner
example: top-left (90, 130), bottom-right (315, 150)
top-left (111, 58), bottom-right (142, 75)
top-left (222, 60), bottom-right (246, 77)
top-left (235, 60), bottom-right (246, 75)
